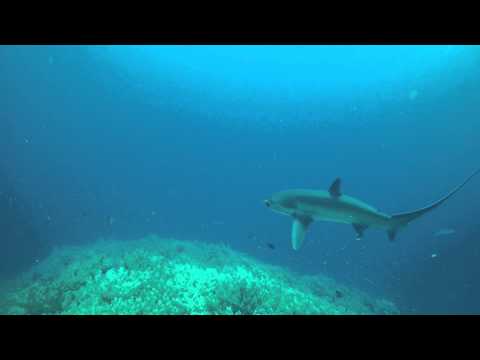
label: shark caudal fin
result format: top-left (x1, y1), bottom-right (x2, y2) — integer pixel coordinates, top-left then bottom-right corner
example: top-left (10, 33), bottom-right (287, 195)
top-left (291, 215), bottom-right (313, 250)
top-left (386, 168), bottom-right (480, 241)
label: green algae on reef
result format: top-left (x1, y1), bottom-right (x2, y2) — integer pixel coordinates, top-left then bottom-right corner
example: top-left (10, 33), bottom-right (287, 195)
top-left (0, 235), bottom-right (399, 315)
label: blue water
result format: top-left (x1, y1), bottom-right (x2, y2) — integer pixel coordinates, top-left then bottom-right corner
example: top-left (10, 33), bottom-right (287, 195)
top-left (1, 45), bottom-right (480, 314)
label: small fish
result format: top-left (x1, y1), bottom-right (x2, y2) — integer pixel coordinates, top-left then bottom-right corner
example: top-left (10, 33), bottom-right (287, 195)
top-left (335, 290), bottom-right (344, 298)
top-left (434, 228), bottom-right (456, 237)
top-left (266, 242), bottom-right (276, 250)
top-left (431, 253), bottom-right (438, 258)
top-left (409, 89), bottom-right (419, 100)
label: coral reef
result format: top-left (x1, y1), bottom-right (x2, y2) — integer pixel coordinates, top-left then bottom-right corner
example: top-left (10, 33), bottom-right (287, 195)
top-left (0, 235), bottom-right (399, 315)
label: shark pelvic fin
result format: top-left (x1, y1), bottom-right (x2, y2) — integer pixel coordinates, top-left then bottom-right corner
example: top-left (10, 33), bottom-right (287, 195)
top-left (387, 228), bottom-right (397, 241)
top-left (329, 178), bottom-right (342, 198)
top-left (291, 214), bottom-right (313, 250)
top-left (352, 223), bottom-right (368, 240)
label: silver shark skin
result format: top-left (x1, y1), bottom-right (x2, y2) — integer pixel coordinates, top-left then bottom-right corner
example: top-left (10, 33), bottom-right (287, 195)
top-left (264, 169), bottom-right (480, 250)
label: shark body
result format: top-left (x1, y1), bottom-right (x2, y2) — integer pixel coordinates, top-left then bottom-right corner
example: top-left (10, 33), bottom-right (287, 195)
top-left (264, 169), bottom-right (480, 250)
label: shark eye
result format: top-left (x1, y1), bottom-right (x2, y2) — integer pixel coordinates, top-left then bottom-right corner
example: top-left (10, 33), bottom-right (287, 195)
top-left (264, 200), bottom-right (271, 207)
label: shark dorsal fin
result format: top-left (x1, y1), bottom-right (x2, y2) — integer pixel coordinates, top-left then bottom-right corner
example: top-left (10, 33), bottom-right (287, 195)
top-left (329, 178), bottom-right (342, 198)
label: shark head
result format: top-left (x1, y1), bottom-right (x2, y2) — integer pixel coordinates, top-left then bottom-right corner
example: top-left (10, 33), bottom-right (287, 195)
top-left (265, 190), bottom-right (313, 250)
top-left (264, 191), bottom-right (297, 217)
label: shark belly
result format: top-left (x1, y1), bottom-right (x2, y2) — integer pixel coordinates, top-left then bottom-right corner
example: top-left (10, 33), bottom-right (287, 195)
top-left (297, 201), bottom-right (357, 224)
top-left (313, 208), bottom-right (355, 224)
top-left (298, 201), bottom-right (390, 228)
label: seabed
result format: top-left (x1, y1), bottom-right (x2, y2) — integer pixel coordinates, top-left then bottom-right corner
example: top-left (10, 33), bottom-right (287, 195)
top-left (0, 235), bottom-right (399, 315)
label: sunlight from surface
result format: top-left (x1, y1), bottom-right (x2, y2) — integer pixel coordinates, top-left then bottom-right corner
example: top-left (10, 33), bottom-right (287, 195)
top-left (91, 45), bottom-right (472, 100)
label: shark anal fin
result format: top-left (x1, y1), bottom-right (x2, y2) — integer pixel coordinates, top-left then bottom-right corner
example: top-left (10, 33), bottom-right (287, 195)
top-left (387, 229), bottom-right (397, 242)
top-left (291, 214), bottom-right (313, 250)
top-left (329, 178), bottom-right (342, 198)
top-left (352, 223), bottom-right (368, 240)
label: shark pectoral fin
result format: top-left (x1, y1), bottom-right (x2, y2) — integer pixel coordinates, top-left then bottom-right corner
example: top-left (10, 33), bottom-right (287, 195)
top-left (352, 223), bottom-right (368, 240)
top-left (291, 215), bottom-right (313, 250)
top-left (329, 178), bottom-right (342, 198)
